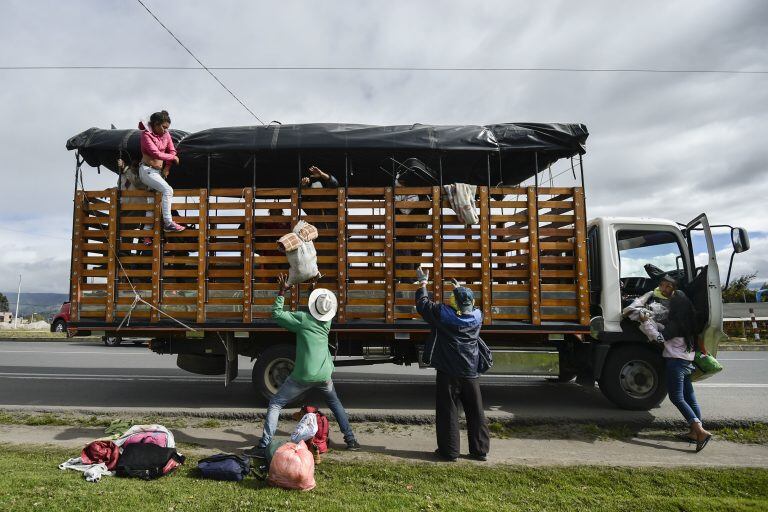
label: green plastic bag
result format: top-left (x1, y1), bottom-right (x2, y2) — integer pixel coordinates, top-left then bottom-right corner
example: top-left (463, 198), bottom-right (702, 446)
top-left (694, 352), bottom-right (723, 375)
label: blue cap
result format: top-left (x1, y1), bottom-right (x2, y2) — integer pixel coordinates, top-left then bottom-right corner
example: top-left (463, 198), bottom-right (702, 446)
top-left (452, 287), bottom-right (475, 313)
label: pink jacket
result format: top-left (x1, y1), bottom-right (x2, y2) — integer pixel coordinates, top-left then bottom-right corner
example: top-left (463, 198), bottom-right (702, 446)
top-left (140, 129), bottom-right (177, 163)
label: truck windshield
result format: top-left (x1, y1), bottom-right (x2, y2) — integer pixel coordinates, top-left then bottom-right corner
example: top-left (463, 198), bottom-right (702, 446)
top-left (617, 230), bottom-right (683, 278)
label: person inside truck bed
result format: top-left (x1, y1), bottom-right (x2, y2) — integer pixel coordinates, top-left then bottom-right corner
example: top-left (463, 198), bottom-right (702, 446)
top-left (244, 274), bottom-right (360, 458)
top-left (138, 110), bottom-right (185, 233)
top-left (414, 267), bottom-right (490, 462)
top-left (657, 275), bottom-right (713, 452)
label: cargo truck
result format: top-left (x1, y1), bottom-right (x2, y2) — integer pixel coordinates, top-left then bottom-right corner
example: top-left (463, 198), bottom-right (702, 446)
top-left (64, 122), bottom-right (750, 410)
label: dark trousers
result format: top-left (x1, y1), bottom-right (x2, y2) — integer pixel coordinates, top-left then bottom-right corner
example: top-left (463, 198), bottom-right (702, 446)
top-left (435, 370), bottom-right (490, 458)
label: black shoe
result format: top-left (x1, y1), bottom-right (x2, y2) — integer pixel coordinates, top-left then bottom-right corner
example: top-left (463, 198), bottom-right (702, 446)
top-left (243, 445), bottom-right (267, 458)
top-left (469, 452), bottom-right (487, 462)
top-left (696, 434), bottom-right (712, 453)
top-left (434, 449), bottom-right (457, 462)
top-left (346, 439), bottom-right (361, 451)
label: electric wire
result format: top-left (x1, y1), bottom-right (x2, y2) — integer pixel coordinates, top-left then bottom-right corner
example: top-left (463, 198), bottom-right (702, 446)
top-left (1, 65), bottom-right (766, 74)
top-left (134, 0), bottom-right (265, 124)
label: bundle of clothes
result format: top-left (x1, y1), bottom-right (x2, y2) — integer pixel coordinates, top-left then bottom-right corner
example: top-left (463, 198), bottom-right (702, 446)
top-left (59, 423), bottom-right (184, 482)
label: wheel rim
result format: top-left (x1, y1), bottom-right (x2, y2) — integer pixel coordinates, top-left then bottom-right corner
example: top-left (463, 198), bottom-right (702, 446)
top-left (263, 357), bottom-right (294, 395)
top-left (54, 323), bottom-right (64, 332)
top-left (618, 359), bottom-right (657, 399)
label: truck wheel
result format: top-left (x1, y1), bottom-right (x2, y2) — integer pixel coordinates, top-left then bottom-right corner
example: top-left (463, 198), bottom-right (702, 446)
top-left (598, 345), bottom-right (666, 411)
top-left (52, 320), bottom-right (66, 333)
top-left (103, 335), bottom-right (122, 347)
top-left (252, 345), bottom-right (296, 401)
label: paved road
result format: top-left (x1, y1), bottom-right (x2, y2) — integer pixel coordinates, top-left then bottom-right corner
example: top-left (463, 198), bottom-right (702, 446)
top-left (0, 341), bottom-right (766, 423)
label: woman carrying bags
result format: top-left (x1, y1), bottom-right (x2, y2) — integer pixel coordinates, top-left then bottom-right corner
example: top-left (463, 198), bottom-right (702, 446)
top-left (657, 275), bottom-right (712, 452)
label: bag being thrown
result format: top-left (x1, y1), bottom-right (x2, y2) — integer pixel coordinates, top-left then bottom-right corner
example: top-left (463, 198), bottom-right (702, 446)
top-left (267, 440), bottom-right (316, 491)
top-left (278, 221), bottom-right (320, 286)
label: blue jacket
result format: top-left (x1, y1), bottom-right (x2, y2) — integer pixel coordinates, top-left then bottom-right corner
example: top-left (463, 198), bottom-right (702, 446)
top-left (415, 286), bottom-right (482, 378)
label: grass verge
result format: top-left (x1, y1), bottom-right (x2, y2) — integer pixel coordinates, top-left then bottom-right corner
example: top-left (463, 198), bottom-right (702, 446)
top-left (714, 423), bottom-right (768, 445)
top-left (0, 444), bottom-right (766, 512)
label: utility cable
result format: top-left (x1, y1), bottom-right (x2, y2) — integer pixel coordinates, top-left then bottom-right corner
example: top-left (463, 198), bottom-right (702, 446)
top-left (134, 0), bottom-right (265, 124)
top-left (1, 65), bottom-right (766, 75)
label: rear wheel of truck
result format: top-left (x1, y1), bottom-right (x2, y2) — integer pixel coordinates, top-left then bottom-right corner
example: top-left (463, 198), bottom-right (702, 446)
top-left (103, 335), bottom-right (122, 347)
top-left (598, 345), bottom-right (666, 411)
top-left (252, 345), bottom-right (296, 401)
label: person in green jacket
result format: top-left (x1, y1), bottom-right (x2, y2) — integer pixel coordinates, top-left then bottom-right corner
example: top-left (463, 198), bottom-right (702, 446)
top-left (244, 274), bottom-right (360, 458)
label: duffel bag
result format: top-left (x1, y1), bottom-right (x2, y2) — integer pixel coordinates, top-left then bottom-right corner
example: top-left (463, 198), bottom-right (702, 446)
top-left (197, 454), bottom-right (251, 481)
top-left (116, 444), bottom-right (185, 480)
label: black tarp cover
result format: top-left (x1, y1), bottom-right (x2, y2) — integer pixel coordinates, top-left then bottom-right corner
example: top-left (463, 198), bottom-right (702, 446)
top-left (66, 123), bottom-right (587, 187)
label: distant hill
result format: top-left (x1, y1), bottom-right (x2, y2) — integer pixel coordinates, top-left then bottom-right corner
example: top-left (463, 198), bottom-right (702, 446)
top-left (1, 292), bottom-right (69, 318)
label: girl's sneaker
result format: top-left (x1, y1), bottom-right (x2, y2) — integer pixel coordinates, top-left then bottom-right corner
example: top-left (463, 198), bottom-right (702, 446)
top-left (164, 222), bottom-right (186, 232)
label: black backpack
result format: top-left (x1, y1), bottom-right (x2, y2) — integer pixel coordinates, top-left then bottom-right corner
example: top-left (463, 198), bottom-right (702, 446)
top-left (115, 444), bottom-right (185, 480)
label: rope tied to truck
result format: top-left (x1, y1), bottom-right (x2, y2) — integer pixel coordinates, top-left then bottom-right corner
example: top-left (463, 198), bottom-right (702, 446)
top-left (73, 154), bottom-right (197, 333)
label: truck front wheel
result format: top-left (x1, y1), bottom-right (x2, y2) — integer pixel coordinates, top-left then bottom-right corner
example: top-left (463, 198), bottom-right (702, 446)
top-left (598, 345), bottom-right (667, 411)
top-left (252, 345), bottom-right (296, 401)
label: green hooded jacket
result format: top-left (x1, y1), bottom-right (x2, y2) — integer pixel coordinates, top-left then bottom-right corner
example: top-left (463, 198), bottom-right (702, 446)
top-left (271, 295), bottom-right (334, 384)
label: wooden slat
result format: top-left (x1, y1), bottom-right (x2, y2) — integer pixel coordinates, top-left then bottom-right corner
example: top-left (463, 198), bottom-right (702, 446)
top-left (196, 189), bottom-right (208, 323)
top-left (70, 192), bottom-right (85, 322)
top-left (479, 186), bottom-right (491, 324)
top-left (527, 187), bottom-right (541, 325)
top-left (336, 188), bottom-right (347, 322)
top-left (104, 189), bottom-right (118, 322)
top-left (290, 189), bottom-right (300, 312)
top-left (573, 187), bottom-right (590, 326)
top-left (151, 191), bottom-right (162, 322)
top-left (243, 187), bottom-right (254, 323)
top-left (385, 187), bottom-right (394, 323)
top-left (431, 186), bottom-right (442, 306)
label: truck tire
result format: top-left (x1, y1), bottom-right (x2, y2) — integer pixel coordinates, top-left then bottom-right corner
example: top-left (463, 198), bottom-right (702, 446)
top-left (103, 335), bottom-right (122, 347)
top-left (51, 320), bottom-right (66, 333)
top-left (252, 345), bottom-right (296, 401)
top-left (598, 344), bottom-right (666, 411)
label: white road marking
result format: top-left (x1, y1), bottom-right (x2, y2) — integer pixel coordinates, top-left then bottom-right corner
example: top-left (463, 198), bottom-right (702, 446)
top-left (695, 383), bottom-right (768, 388)
top-left (0, 371), bottom-right (764, 388)
top-left (0, 350), bottom-right (143, 355)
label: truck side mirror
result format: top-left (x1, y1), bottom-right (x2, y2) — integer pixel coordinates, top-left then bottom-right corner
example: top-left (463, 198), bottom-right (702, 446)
top-left (731, 227), bottom-right (750, 254)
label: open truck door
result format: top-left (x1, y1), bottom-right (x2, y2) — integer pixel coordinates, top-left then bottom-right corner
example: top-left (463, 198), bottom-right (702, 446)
top-left (684, 214), bottom-right (725, 356)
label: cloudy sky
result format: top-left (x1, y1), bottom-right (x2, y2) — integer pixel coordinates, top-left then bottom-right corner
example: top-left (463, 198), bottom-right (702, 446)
top-left (0, 0), bottom-right (766, 293)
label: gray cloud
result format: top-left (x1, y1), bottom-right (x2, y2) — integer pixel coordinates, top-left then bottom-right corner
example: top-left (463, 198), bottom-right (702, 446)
top-left (0, 0), bottom-right (766, 292)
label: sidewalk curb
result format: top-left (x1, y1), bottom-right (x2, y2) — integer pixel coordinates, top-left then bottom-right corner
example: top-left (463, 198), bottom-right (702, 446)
top-left (1, 405), bottom-right (764, 430)
top-left (720, 344), bottom-right (768, 351)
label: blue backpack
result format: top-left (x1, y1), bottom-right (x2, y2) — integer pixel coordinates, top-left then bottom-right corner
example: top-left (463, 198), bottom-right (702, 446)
top-left (197, 454), bottom-right (251, 481)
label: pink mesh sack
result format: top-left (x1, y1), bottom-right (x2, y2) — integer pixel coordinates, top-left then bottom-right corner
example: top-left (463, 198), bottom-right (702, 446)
top-left (267, 440), bottom-right (316, 491)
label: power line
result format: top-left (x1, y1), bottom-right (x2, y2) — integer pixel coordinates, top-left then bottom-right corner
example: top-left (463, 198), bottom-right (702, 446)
top-left (134, 0), bottom-right (265, 124)
top-left (2, 65), bottom-right (766, 75)
top-left (0, 227), bottom-right (71, 241)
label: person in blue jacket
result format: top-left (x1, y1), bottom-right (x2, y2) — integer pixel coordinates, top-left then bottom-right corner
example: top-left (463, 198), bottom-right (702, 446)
top-left (415, 267), bottom-right (490, 462)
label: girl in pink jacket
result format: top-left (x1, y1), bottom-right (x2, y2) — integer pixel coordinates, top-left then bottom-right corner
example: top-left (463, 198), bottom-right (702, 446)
top-left (139, 110), bottom-right (185, 232)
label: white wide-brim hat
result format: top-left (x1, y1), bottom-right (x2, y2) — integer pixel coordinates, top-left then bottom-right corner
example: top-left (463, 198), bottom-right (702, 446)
top-left (308, 288), bottom-right (338, 322)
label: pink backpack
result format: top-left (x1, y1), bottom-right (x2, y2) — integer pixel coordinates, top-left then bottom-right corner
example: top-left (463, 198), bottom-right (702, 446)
top-left (267, 441), bottom-right (316, 491)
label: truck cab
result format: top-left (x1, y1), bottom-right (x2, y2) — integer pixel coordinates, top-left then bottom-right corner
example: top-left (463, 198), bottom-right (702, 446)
top-left (586, 214), bottom-right (748, 409)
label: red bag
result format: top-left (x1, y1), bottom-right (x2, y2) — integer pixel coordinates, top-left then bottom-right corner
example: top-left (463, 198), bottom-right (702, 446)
top-left (267, 441), bottom-right (316, 491)
top-left (81, 440), bottom-right (120, 470)
top-left (301, 406), bottom-right (329, 454)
